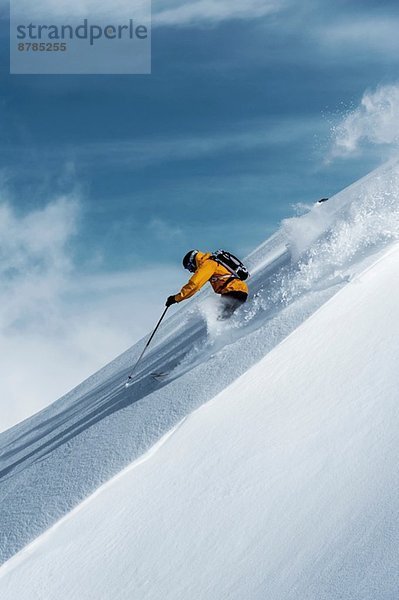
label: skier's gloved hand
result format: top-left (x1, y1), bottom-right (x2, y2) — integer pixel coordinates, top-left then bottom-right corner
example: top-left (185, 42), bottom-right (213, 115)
top-left (166, 295), bottom-right (178, 307)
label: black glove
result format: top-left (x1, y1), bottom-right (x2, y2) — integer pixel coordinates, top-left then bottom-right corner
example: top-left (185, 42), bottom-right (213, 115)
top-left (166, 295), bottom-right (178, 307)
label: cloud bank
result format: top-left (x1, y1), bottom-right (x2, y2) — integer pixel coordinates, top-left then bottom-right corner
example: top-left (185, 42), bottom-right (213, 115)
top-left (0, 194), bottom-right (182, 433)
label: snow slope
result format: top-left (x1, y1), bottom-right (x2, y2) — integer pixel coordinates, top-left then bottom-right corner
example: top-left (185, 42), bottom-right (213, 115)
top-left (1, 232), bottom-right (399, 600)
top-left (1, 158), bottom-right (399, 571)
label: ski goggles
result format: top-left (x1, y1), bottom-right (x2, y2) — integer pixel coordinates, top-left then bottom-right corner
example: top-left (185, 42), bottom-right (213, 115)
top-left (186, 251), bottom-right (198, 272)
top-left (187, 260), bottom-right (196, 272)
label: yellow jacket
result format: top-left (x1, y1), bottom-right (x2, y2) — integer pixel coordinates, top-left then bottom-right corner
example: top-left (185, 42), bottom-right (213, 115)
top-left (175, 252), bottom-right (248, 302)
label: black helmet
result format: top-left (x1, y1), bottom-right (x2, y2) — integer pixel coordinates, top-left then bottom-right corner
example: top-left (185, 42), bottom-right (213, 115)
top-left (182, 250), bottom-right (199, 273)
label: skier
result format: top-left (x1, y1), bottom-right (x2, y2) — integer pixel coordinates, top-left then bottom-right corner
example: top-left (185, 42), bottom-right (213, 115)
top-left (126, 250), bottom-right (249, 384)
top-left (166, 250), bottom-right (249, 319)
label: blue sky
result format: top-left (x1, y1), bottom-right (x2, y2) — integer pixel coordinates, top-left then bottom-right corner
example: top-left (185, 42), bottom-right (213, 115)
top-left (2, 0), bottom-right (399, 265)
top-left (1, 0), bottom-right (399, 427)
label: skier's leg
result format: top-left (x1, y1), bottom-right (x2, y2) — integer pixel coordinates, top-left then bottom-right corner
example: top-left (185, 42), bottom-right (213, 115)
top-left (217, 291), bottom-right (248, 320)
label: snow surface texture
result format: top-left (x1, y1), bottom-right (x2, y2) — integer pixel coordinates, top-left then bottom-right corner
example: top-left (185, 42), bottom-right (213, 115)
top-left (1, 158), bottom-right (399, 576)
top-left (2, 240), bottom-right (399, 600)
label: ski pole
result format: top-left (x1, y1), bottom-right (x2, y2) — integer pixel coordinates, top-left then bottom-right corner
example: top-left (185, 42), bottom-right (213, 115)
top-left (127, 306), bottom-right (169, 383)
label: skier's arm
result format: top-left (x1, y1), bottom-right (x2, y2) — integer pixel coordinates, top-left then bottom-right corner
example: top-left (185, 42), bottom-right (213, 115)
top-left (175, 260), bottom-right (217, 302)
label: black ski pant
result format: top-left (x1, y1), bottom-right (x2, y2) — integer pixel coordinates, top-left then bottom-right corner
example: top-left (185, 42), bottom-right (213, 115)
top-left (218, 291), bottom-right (248, 320)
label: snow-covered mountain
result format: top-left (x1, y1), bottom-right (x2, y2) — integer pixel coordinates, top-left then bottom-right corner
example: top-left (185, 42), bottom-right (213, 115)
top-left (1, 159), bottom-right (399, 599)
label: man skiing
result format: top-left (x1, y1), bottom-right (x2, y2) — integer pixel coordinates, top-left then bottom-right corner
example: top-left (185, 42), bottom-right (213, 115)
top-left (166, 250), bottom-right (249, 319)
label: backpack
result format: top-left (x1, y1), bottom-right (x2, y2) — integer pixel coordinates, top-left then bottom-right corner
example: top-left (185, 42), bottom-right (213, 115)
top-left (211, 249), bottom-right (250, 281)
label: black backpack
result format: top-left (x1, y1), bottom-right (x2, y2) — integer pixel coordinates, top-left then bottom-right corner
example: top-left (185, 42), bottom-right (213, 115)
top-left (211, 249), bottom-right (249, 281)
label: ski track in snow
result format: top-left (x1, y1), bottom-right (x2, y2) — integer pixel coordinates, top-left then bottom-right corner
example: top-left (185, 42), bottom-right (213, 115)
top-left (1, 158), bottom-right (399, 566)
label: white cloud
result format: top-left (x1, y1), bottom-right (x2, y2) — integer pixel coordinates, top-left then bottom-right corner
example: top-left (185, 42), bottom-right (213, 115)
top-left (319, 16), bottom-right (399, 57)
top-left (74, 117), bottom-right (319, 169)
top-left (0, 197), bottom-right (78, 334)
top-left (0, 195), bottom-right (183, 433)
top-left (330, 84), bottom-right (399, 159)
top-left (153, 0), bottom-right (283, 26)
top-left (10, 0), bottom-right (283, 25)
